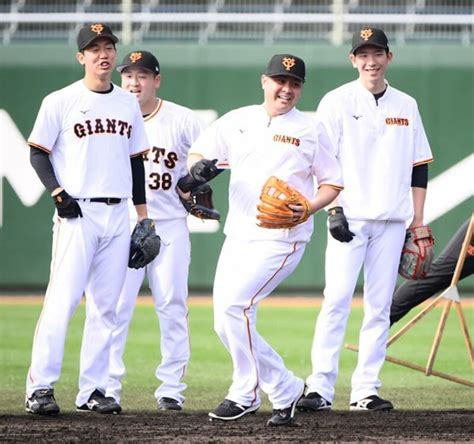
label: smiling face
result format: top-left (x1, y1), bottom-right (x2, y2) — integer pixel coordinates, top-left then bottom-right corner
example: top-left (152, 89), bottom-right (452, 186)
top-left (350, 45), bottom-right (393, 93)
top-left (76, 37), bottom-right (116, 82)
top-left (121, 67), bottom-right (161, 114)
top-left (261, 74), bottom-right (303, 117)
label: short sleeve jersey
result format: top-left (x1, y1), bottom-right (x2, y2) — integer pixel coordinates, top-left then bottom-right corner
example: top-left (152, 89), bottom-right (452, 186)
top-left (28, 80), bottom-right (149, 198)
top-left (189, 104), bottom-right (343, 242)
top-left (142, 100), bottom-right (204, 220)
top-left (316, 79), bottom-right (433, 221)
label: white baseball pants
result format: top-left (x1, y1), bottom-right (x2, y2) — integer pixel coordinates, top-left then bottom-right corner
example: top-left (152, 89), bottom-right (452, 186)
top-left (105, 217), bottom-right (191, 404)
top-left (26, 200), bottom-right (130, 407)
top-left (306, 219), bottom-right (405, 404)
top-left (213, 238), bottom-right (305, 410)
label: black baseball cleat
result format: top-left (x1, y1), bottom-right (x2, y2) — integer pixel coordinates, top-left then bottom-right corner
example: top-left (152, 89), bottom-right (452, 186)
top-left (25, 389), bottom-right (60, 415)
top-left (297, 392), bottom-right (332, 412)
top-left (267, 382), bottom-right (305, 427)
top-left (76, 389), bottom-right (122, 414)
top-left (208, 399), bottom-right (259, 421)
top-left (158, 397), bottom-right (183, 411)
top-left (350, 395), bottom-right (394, 411)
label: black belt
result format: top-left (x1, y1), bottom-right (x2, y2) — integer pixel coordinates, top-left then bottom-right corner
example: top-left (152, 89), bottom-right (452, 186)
top-left (77, 198), bottom-right (122, 205)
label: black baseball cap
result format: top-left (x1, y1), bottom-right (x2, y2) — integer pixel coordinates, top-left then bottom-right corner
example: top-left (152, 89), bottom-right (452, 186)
top-left (77, 23), bottom-right (119, 51)
top-left (264, 54), bottom-right (305, 83)
top-left (351, 27), bottom-right (389, 54)
top-left (116, 51), bottom-right (160, 74)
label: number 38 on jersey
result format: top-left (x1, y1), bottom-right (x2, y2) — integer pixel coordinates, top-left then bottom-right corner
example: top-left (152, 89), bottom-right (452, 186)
top-left (144, 146), bottom-right (178, 191)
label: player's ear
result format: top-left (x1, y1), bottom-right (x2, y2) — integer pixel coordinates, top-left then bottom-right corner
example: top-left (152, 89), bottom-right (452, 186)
top-left (154, 74), bottom-right (161, 89)
top-left (76, 51), bottom-right (85, 66)
top-left (387, 51), bottom-right (394, 64)
top-left (349, 53), bottom-right (357, 68)
top-left (261, 74), bottom-right (267, 89)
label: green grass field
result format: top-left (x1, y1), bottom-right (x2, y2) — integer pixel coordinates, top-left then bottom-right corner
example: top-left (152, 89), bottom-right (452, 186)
top-left (1, 299), bottom-right (472, 414)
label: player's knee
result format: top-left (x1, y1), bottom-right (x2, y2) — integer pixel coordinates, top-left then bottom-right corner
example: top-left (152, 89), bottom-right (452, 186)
top-left (321, 298), bottom-right (352, 318)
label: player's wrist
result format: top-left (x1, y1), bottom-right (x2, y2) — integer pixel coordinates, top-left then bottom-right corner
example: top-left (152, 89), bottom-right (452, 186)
top-left (51, 187), bottom-right (64, 197)
top-left (307, 199), bottom-right (322, 215)
top-left (410, 214), bottom-right (424, 228)
top-left (135, 204), bottom-right (148, 221)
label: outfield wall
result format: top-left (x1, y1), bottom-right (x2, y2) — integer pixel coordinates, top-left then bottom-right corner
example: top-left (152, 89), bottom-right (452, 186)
top-left (0, 44), bottom-right (472, 291)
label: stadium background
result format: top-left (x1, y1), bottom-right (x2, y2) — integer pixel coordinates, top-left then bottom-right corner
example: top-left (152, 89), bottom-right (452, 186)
top-left (0, 0), bottom-right (472, 292)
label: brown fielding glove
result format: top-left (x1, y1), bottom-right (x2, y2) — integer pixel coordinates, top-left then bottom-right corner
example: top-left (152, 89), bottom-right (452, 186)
top-left (256, 176), bottom-right (311, 229)
top-left (399, 225), bottom-right (435, 280)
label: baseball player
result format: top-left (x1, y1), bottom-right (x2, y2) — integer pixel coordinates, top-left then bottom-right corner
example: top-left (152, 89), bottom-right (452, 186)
top-left (25, 24), bottom-right (150, 415)
top-left (100, 50), bottom-right (204, 411)
top-left (187, 54), bottom-right (343, 426)
top-left (390, 216), bottom-right (474, 325)
top-left (297, 28), bottom-right (433, 412)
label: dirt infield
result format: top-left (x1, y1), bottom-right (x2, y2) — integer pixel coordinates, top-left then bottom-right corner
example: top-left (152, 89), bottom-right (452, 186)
top-left (1, 410), bottom-right (473, 442)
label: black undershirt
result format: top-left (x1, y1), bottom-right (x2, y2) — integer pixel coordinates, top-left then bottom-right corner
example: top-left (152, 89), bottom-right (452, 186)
top-left (372, 88), bottom-right (428, 189)
top-left (92, 84), bottom-right (114, 94)
top-left (411, 163), bottom-right (428, 188)
top-left (29, 147), bottom-right (60, 193)
top-left (130, 155), bottom-right (146, 205)
top-left (373, 88), bottom-right (386, 105)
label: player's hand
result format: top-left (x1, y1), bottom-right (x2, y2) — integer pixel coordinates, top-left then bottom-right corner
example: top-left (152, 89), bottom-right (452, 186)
top-left (289, 203), bottom-right (312, 221)
top-left (190, 159), bottom-right (219, 183)
top-left (328, 206), bottom-right (354, 242)
top-left (53, 190), bottom-right (83, 219)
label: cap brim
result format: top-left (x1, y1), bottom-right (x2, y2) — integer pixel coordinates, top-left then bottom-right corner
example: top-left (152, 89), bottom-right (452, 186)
top-left (116, 64), bottom-right (158, 74)
top-left (80, 34), bottom-right (118, 51)
top-left (116, 64), bottom-right (132, 73)
top-left (351, 43), bottom-right (388, 54)
top-left (265, 72), bottom-right (305, 83)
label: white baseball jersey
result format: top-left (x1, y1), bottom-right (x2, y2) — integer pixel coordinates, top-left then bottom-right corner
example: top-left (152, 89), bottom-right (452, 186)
top-left (316, 79), bottom-right (433, 221)
top-left (28, 80), bottom-right (149, 198)
top-left (189, 104), bottom-right (343, 242)
top-left (143, 99), bottom-right (205, 220)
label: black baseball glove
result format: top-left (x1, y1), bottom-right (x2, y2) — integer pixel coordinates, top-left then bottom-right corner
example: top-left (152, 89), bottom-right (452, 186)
top-left (53, 190), bottom-right (83, 219)
top-left (128, 218), bottom-right (161, 269)
top-left (328, 206), bottom-right (354, 242)
top-left (190, 159), bottom-right (220, 183)
top-left (179, 183), bottom-right (220, 220)
top-left (177, 159), bottom-right (224, 193)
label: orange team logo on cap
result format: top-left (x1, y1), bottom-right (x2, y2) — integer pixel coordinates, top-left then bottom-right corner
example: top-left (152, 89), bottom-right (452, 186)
top-left (282, 57), bottom-right (296, 71)
top-left (129, 52), bottom-right (142, 63)
top-left (360, 28), bottom-right (374, 41)
top-left (90, 23), bottom-right (104, 34)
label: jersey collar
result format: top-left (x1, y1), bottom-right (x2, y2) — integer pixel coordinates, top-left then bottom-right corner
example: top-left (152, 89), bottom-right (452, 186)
top-left (144, 98), bottom-right (163, 122)
top-left (355, 79), bottom-right (390, 101)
